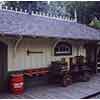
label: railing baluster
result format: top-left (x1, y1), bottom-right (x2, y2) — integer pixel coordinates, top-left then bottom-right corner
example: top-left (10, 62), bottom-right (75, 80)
top-left (0, 6), bottom-right (77, 22)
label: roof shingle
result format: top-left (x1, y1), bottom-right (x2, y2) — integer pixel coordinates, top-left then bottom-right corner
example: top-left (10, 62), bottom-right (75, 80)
top-left (0, 10), bottom-right (100, 40)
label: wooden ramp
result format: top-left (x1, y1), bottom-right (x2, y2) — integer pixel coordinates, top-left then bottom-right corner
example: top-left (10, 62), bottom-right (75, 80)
top-left (0, 73), bottom-right (100, 99)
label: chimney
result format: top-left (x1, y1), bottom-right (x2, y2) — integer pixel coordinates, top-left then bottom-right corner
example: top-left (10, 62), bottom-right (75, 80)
top-left (74, 9), bottom-right (77, 22)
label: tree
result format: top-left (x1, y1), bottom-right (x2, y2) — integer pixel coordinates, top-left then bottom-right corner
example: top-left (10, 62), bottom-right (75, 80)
top-left (48, 1), bottom-right (70, 17)
top-left (2, 1), bottom-right (100, 24)
top-left (64, 1), bottom-right (100, 24)
top-left (2, 1), bottom-right (49, 13)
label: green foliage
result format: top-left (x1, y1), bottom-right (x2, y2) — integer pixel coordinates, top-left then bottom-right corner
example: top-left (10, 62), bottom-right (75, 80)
top-left (48, 1), bottom-right (68, 16)
top-left (64, 1), bottom-right (100, 24)
top-left (95, 21), bottom-right (100, 29)
top-left (89, 18), bottom-right (100, 29)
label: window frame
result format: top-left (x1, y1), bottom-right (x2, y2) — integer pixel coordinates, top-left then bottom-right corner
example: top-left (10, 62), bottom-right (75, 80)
top-left (54, 41), bottom-right (72, 56)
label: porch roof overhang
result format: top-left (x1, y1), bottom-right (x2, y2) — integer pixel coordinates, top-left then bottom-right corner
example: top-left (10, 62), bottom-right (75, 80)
top-left (0, 10), bottom-right (100, 41)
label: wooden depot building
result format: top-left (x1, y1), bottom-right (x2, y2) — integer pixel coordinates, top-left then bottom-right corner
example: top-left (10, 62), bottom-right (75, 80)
top-left (0, 7), bottom-right (100, 91)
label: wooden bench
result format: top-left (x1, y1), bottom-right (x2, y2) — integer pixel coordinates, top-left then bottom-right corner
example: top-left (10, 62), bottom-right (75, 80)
top-left (24, 68), bottom-right (48, 77)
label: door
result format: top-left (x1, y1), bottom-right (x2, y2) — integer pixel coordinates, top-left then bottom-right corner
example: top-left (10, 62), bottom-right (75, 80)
top-left (85, 42), bottom-right (97, 73)
top-left (97, 46), bottom-right (100, 70)
top-left (0, 41), bottom-right (8, 92)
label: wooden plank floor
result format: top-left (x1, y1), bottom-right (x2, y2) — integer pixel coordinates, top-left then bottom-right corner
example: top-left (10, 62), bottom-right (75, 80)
top-left (0, 73), bottom-right (100, 99)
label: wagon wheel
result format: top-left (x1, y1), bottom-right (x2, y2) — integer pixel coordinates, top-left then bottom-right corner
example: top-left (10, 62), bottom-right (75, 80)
top-left (62, 79), bottom-right (68, 87)
top-left (82, 71), bottom-right (91, 82)
top-left (62, 74), bottom-right (72, 87)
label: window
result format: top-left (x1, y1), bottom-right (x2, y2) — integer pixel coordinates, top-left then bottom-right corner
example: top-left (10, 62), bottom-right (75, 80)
top-left (54, 41), bottom-right (72, 56)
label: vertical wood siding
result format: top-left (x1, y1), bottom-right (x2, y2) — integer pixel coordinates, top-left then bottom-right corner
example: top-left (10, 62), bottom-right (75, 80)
top-left (7, 38), bottom-right (86, 71)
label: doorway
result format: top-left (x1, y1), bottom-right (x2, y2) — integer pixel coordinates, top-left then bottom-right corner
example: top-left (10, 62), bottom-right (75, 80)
top-left (85, 42), bottom-right (97, 73)
top-left (96, 46), bottom-right (100, 71)
top-left (0, 41), bottom-right (8, 92)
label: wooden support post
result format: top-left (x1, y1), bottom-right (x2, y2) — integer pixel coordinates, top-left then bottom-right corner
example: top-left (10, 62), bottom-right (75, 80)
top-left (13, 36), bottom-right (23, 67)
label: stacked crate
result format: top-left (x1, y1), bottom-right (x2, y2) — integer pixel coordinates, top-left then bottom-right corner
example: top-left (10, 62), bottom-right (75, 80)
top-left (70, 56), bottom-right (91, 82)
top-left (48, 58), bottom-right (72, 86)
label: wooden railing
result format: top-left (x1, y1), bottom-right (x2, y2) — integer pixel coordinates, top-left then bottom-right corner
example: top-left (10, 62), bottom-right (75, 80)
top-left (0, 6), bottom-right (77, 22)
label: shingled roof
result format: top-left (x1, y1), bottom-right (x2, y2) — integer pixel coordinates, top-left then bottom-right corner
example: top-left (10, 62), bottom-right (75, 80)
top-left (0, 9), bottom-right (100, 40)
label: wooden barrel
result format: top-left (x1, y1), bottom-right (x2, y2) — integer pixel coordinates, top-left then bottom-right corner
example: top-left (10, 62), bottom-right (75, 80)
top-left (10, 73), bottom-right (24, 94)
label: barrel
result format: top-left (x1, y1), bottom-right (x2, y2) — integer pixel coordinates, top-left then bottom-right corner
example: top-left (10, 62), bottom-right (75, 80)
top-left (10, 73), bottom-right (24, 94)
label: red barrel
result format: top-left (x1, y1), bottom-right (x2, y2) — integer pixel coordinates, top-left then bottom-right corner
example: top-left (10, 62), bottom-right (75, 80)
top-left (10, 73), bottom-right (24, 94)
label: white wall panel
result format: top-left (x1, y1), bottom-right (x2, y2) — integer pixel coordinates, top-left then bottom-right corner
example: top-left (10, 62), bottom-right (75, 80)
top-left (7, 38), bottom-right (86, 71)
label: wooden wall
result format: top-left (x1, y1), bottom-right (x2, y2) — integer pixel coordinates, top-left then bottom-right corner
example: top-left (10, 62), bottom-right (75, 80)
top-left (0, 37), bottom-right (86, 71)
